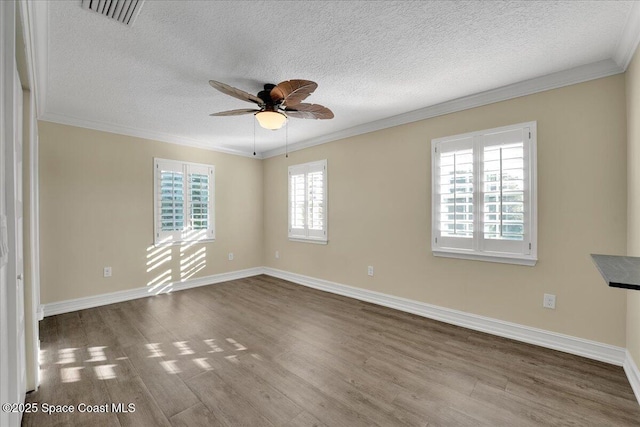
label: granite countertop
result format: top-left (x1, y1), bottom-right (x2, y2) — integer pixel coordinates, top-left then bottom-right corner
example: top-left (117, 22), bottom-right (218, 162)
top-left (591, 254), bottom-right (640, 291)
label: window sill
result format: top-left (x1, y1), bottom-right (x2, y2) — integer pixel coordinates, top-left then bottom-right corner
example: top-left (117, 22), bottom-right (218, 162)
top-left (289, 238), bottom-right (328, 245)
top-left (433, 250), bottom-right (537, 266)
top-left (154, 238), bottom-right (215, 248)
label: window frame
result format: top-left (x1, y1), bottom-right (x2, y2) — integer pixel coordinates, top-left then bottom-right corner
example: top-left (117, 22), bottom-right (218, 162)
top-left (431, 121), bottom-right (537, 266)
top-left (153, 158), bottom-right (215, 246)
top-left (288, 159), bottom-right (328, 244)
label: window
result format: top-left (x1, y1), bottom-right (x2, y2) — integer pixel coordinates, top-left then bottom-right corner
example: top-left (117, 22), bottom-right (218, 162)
top-left (154, 158), bottom-right (215, 245)
top-left (431, 122), bottom-right (537, 265)
top-left (288, 160), bottom-right (327, 243)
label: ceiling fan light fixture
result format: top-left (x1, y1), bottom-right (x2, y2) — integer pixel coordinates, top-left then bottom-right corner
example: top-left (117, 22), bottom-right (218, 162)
top-left (255, 111), bottom-right (287, 130)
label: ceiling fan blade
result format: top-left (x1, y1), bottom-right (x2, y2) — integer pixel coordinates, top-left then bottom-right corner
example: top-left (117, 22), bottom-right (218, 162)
top-left (209, 80), bottom-right (264, 106)
top-left (286, 103), bottom-right (334, 120)
top-left (209, 108), bottom-right (260, 116)
top-left (270, 79), bottom-right (318, 107)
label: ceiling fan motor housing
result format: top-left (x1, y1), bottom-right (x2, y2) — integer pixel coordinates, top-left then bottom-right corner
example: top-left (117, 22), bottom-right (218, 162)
top-left (258, 84), bottom-right (278, 108)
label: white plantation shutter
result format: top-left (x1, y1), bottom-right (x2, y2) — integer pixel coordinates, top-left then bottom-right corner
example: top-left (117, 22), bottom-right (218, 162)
top-left (306, 164), bottom-right (326, 238)
top-left (156, 159), bottom-right (184, 243)
top-left (288, 160), bottom-right (327, 242)
top-left (433, 137), bottom-right (474, 251)
top-left (154, 159), bottom-right (215, 245)
top-left (186, 163), bottom-right (215, 241)
top-left (480, 127), bottom-right (530, 256)
top-left (432, 122), bottom-right (537, 265)
top-left (289, 172), bottom-right (306, 238)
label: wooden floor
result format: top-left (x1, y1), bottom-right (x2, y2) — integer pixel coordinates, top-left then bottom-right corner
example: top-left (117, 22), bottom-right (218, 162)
top-left (23, 275), bottom-right (640, 426)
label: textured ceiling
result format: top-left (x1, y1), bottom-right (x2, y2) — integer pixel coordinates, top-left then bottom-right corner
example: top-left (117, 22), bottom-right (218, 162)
top-left (43, 1), bottom-right (633, 155)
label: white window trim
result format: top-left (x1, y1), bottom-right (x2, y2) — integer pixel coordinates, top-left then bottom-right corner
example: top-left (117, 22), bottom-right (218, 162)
top-left (288, 159), bottom-right (328, 244)
top-left (153, 158), bottom-right (215, 246)
top-left (431, 121), bottom-right (537, 266)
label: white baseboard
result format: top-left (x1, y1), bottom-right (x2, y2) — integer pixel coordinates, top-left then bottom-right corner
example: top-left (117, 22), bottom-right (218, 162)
top-left (263, 267), bottom-right (627, 367)
top-left (42, 267), bottom-right (264, 317)
top-left (624, 351), bottom-right (640, 404)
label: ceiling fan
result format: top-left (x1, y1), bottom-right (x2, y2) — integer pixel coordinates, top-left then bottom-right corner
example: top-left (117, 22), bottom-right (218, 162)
top-left (209, 79), bottom-right (334, 130)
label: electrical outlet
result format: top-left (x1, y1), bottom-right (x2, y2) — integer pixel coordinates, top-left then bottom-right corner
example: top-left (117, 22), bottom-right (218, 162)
top-left (228, 253), bottom-right (234, 261)
top-left (367, 266), bottom-right (374, 276)
top-left (103, 267), bottom-right (112, 278)
top-left (275, 250), bottom-right (280, 259)
top-left (543, 293), bottom-right (556, 309)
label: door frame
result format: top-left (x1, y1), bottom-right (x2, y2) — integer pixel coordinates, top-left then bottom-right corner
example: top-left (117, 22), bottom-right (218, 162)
top-left (1, 1), bottom-right (28, 426)
top-left (17, 0), bottom-right (42, 392)
top-left (0, 2), bottom-right (11, 424)
top-left (0, 0), bottom-right (31, 426)
top-left (9, 56), bottom-right (27, 407)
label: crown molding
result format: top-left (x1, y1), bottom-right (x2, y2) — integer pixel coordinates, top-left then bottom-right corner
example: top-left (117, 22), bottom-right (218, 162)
top-left (25, 0), bottom-right (47, 118)
top-left (39, 58), bottom-right (624, 161)
top-left (614, 1), bottom-right (640, 70)
top-left (261, 59), bottom-right (623, 158)
top-left (39, 112), bottom-right (263, 159)
top-left (16, 2), bottom-right (32, 90)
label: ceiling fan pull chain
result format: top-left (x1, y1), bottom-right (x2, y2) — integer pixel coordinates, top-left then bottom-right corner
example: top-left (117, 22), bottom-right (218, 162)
top-left (285, 121), bottom-right (289, 158)
top-left (253, 116), bottom-right (256, 156)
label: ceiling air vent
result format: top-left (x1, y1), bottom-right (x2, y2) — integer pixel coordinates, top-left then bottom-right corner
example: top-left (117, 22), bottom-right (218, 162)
top-left (81, 0), bottom-right (145, 27)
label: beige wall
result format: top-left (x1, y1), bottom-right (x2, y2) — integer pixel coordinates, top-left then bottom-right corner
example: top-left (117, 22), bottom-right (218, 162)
top-left (627, 48), bottom-right (640, 364)
top-left (38, 122), bottom-right (263, 304)
top-left (39, 75), bottom-right (629, 348)
top-left (264, 75), bottom-right (628, 346)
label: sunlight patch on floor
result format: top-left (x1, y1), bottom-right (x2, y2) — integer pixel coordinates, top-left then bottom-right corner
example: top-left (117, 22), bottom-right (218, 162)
top-left (193, 358), bottom-right (213, 371)
top-left (56, 348), bottom-right (78, 365)
top-left (85, 346), bottom-right (107, 362)
top-left (174, 341), bottom-right (194, 355)
top-left (204, 339), bottom-right (224, 353)
top-left (160, 360), bottom-right (181, 374)
top-left (226, 338), bottom-right (247, 351)
top-left (225, 355), bottom-right (239, 364)
top-left (146, 343), bottom-right (165, 358)
top-left (61, 367), bottom-right (83, 383)
top-left (94, 364), bottom-right (117, 380)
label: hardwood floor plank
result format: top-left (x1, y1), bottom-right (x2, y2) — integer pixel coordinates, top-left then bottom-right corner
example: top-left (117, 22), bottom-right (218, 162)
top-left (283, 410), bottom-right (328, 427)
top-left (233, 352), bottom-right (379, 427)
top-left (392, 390), bottom-right (495, 427)
top-left (97, 305), bottom-right (201, 419)
top-left (280, 338), bottom-right (403, 403)
top-left (77, 308), bottom-right (139, 381)
top-left (362, 355), bottom-right (476, 397)
top-left (103, 376), bottom-right (171, 427)
top-left (210, 360), bottom-right (303, 425)
top-left (23, 275), bottom-right (640, 426)
top-left (276, 350), bottom-right (425, 427)
top-left (119, 342), bottom-right (201, 418)
top-left (169, 403), bottom-right (225, 427)
top-left (503, 375), bottom-right (640, 425)
top-left (469, 381), bottom-right (611, 426)
top-left (185, 370), bottom-right (275, 427)
top-left (25, 312), bottom-right (121, 427)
